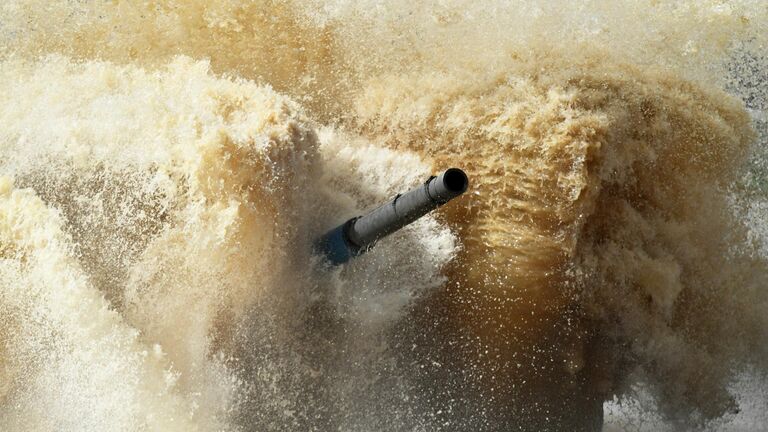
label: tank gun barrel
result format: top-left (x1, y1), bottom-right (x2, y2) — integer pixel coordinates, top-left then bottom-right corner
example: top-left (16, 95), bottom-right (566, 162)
top-left (314, 168), bottom-right (469, 265)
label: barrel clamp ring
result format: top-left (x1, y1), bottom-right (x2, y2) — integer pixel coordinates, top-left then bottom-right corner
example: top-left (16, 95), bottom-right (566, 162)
top-left (425, 175), bottom-right (440, 204)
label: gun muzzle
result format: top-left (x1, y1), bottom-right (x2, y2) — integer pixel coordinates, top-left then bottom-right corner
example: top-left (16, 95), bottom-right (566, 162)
top-left (314, 168), bottom-right (469, 265)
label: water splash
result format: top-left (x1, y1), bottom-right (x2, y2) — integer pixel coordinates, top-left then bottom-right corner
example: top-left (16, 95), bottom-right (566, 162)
top-left (1, 1), bottom-right (766, 430)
